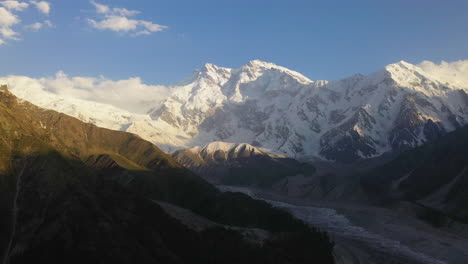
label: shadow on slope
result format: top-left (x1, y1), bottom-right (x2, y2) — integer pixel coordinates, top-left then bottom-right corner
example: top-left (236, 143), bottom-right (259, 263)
top-left (360, 124), bottom-right (468, 223)
top-left (0, 85), bottom-right (335, 264)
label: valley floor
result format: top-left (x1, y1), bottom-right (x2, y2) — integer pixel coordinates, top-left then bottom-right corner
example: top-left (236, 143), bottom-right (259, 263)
top-left (218, 186), bottom-right (468, 264)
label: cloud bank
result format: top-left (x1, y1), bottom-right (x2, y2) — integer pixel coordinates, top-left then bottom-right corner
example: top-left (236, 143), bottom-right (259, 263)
top-left (0, 71), bottom-right (171, 113)
top-left (418, 60), bottom-right (468, 88)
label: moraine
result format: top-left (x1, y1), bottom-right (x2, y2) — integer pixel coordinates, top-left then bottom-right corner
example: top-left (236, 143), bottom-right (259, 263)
top-left (218, 185), bottom-right (455, 264)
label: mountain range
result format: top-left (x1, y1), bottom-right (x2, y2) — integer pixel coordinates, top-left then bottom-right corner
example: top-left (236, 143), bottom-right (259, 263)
top-left (0, 85), bottom-right (334, 264)
top-left (2, 59), bottom-right (468, 263)
top-left (3, 60), bottom-right (468, 162)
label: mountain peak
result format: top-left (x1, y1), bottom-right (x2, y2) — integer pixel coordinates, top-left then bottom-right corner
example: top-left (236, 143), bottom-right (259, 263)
top-left (0, 84), bottom-right (8, 93)
top-left (240, 60), bottom-right (313, 84)
top-left (246, 59), bottom-right (279, 68)
top-left (199, 60), bottom-right (282, 73)
top-left (380, 60), bottom-right (429, 86)
top-left (201, 141), bottom-right (264, 155)
top-left (243, 59), bottom-right (295, 72)
top-left (202, 63), bottom-right (221, 71)
top-left (0, 84), bottom-right (18, 105)
top-left (199, 63), bottom-right (231, 75)
top-left (180, 141), bottom-right (271, 160)
top-left (186, 63), bottom-right (233, 86)
top-left (397, 60), bottom-right (414, 67)
top-left (384, 60), bottom-right (417, 72)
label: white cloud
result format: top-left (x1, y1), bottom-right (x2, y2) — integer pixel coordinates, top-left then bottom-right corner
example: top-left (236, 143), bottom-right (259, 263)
top-left (112, 8), bottom-right (139, 17)
top-left (0, 7), bottom-right (20, 28)
top-left (1, 71), bottom-right (171, 113)
top-left (137, 20), bottom-right (167, 35)
top-left (418, 60), bottom-right (468, 88)
top-left (0, 6), bottom-right (20, 43)
top-left (30, 0), bottom-right (50, 15)
top-left (135, 30), bottom-right (151, 36)
top-left (88, 16), bottom-right (167, 35)
top-left (90, 0), bottom-right (109, 14)
top-left (26, 22), bottom-right (41, 30)
top-left (88, 16), bottom-right (139, 32)
top-left (24, 19), bottom-right (52, 31)
top-left (0, 1), bottom-right (29, 11)
top-left (0, 1), bottom-right (52, 45)
top-left (88, 1), bottom-right (167, 36)
top-left (91, 1), bottom-right (139, 17)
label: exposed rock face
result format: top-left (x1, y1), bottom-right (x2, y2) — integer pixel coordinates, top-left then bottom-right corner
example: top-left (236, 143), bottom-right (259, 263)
top-left (4, 60), bottom-right (468, 162)
top-left (320, 108), bottom-right (379, 162)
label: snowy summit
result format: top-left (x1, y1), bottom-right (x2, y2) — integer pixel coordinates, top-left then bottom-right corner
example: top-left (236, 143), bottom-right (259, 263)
top-left (2, 60), bottom-right (468, 162)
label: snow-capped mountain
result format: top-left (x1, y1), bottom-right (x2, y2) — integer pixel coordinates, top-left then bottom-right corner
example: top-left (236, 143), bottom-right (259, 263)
top-left (150, 60), bottom-right (468, 162)
top-left (173, 141), bottom-right (277, 166)
top-left (3, 60), bottom-right (468, 162)
top-left (172, 141), bottom-right (315, 186)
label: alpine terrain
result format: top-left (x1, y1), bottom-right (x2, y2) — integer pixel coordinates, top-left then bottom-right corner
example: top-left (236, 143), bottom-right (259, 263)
top-left (3, 60), bottom-right (468, 162)
top-left (0, 85), bottom-right (335, 264)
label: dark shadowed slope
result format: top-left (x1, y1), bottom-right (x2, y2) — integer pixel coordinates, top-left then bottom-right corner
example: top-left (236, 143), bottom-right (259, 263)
top-left (361, 123), bottom-right (468, 222)
top-left (0, 85), bottom-right (334, 264)
top-left (172, 141), bottom-right (315, 187)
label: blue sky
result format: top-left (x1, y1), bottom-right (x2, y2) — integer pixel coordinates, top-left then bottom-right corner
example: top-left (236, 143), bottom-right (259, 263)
top-left (0, 0), bottom-right (467, 84)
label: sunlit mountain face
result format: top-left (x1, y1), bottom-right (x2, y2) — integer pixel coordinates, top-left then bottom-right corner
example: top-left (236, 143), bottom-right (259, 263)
top-left (4, 60), bottom-right (468, 163)
top-left (1, 1), bottom-right (468, 263)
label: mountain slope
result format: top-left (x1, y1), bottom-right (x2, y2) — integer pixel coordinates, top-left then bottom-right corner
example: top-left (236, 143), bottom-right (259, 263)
top-left (4, 60), bottom-right (468, 162)
top-left (361, 123), bottom-right (468, 222)
top-left (0, 85), bottom-right (335, 264)
top-left (152, 60), bottom-right (468, 162)
top-left (172, 142), bottom-right (315, 187)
